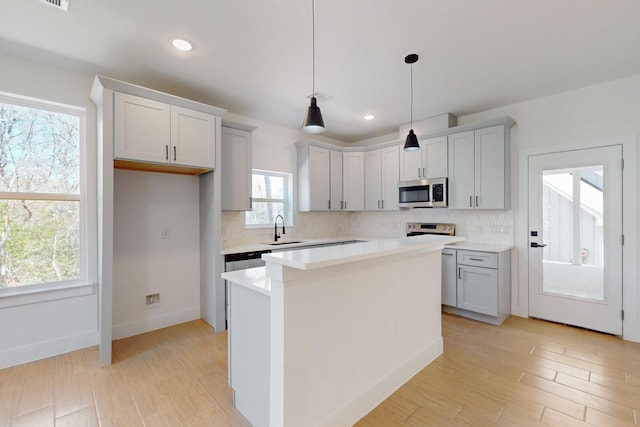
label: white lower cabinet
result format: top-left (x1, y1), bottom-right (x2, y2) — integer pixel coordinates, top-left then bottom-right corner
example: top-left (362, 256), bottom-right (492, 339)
top-left (441, 248), bottom-right (457, 306)
top-left (442, 248), bottom-right (511, 325)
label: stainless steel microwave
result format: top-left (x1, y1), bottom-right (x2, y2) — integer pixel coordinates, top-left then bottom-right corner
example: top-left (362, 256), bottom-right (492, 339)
top-left (398, 177), bottom-right (448, 208)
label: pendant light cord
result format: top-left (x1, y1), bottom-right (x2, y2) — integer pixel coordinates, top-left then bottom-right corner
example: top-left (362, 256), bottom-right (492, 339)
top-left (410, 61), bottom-right (413, 128)
top-left (312, 0), bottom-right (316, 97)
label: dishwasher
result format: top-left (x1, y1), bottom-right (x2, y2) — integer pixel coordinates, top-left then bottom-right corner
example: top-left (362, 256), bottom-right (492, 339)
top-left (224, 250), bottom-right (271, 328)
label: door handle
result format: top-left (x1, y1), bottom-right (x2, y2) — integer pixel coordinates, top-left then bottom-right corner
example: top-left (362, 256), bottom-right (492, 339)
top-left (469, 196), bottom-right (473, 207)
top-left (530, 242), bottom-right (548, 248)
top-left (381, 200), bottom-right (384, 209)
top-left (173, 146), bottom-right (177, 161)
top-left (418, 167), bottom-right (421, 178)
top-left (458, 267), bottom-right (462, 280)
top-left (475, 195), bottom-right (479, 207)
top-left (165, 145), bottom-right (169, 161)
top-left (442, 252), bottom-right (454, 256)
top-left (328, 200), bottom-right (331, 210)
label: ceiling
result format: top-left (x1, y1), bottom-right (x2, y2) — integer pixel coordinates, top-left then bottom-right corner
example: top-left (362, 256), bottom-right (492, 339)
top-left (2, 1), bottom-right (640, 142)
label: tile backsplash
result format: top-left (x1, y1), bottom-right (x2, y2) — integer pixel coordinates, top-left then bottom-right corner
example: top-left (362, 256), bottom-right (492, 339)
top-left (222, 209), bottom-right (514, 249)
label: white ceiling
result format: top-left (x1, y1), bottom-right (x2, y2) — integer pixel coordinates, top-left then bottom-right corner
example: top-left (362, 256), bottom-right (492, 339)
top-left (2, 0), bottom-right (640, 142)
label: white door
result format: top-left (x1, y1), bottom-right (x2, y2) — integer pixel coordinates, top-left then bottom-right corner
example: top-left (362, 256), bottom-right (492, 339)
top-left (528, 146), bottom-right (622, 335)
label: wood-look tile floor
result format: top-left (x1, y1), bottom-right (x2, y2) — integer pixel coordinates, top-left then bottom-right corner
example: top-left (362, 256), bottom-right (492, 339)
top-left (1, 313), bottom-right (639, 426)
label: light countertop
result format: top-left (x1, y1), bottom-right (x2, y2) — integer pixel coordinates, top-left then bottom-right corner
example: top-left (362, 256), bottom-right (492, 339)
top-left (262, 235), bottom-right (464, 270)
top-left (444, 242), bottom-right (513, 253)
top-left (221, 235), bottom-right (383, 255)
top-left (222, 267), bottom-right (270, 296)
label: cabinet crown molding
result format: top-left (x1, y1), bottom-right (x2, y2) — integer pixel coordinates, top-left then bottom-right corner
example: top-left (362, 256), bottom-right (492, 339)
top-left (91, 75), bottom-right (227, 117)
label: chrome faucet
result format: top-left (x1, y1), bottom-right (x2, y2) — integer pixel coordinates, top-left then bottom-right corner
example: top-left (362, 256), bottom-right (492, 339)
top-left (274, 215), bottom-right (286, 241)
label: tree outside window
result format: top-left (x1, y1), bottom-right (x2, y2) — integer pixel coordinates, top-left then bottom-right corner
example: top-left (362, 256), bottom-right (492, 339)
top-left (245, 170), bottom-right (293, 227)
top-left (0, 97), bottom-right (82, 289)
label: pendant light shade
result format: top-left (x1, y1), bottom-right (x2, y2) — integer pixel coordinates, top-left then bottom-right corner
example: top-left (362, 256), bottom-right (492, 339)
top-left (403, 53), bottom-right (420, 152)
top-left (302, 96), bottom-right (325, 133)
top-left (404, 129), bottom-right (419, 151)
top-left (302, 0), bottom-right (325, 134)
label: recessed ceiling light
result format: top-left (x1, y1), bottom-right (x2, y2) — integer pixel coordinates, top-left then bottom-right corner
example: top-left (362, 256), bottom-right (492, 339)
top-left (172, 39), bottom-right (193, 52)
top-left (363, 114), bottom-right (375, 121)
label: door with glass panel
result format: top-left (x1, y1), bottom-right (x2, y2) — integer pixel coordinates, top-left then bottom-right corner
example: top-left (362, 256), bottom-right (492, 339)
top-left (528, 146), bottom-right (622, 335)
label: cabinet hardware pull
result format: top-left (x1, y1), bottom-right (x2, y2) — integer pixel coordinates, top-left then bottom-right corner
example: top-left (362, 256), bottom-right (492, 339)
top-left (250, 197), bottom-right (253, 208)
top-left (341, 200), bottom-right (344, 210)
top-left (443, 253), bottom-right (453, 256)
top-left (173, 146), bottom-right (177, 161)
top-left (377, 200), bottom-right (380, 209)
top-left (418, 167), bottom-right (421, 178)
top-left (469, 196), bottom-right (472, 207)
top-left (381, 200), bottom-right (384, 209)
top-left (344, 201), bottom-right (347, 210)
top-left (328, 200), bottom-right (331, 210)
top-left (458, 267), bottom-right (462, 280)
top-left (469, 257), bottom-right (483, 261)
top-left (165, 145), bottom-right (169, 160)
top-left (422, 167), bottom-right (426, 177)
top-left (475, 195), bottom-right (479, 207)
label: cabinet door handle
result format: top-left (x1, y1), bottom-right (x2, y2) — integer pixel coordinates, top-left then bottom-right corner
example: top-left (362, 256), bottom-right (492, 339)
top-left (475, 195), bottom-right (479, 207)
top-left (381, 200), bottom-right (384, 209)
top-left (173, 146), bottom-right (177, 162)
top-left (469, 257), bottom-right (484, 262)
top-left (328, 200), bottom-right (331, 210)
top-left (418, 168), bottom-right (421, 178)
top-left (442, 252), bottom-right (454, 256)
top-left (458, 267), bottom-right (462, 280)
top-left (377, 200), bottom-right (380, 209)
top-left (341, 200), bottom-right (344, 210)
top-left (344, 201), bottom-right (347, 210)
top-left (250, 197), bottom-right (253, 209)
top-left (165, 145), bottom-right (169, 161)
top-left (422, 167), bottom-right (426, 177)
top-left (469, 196), bottom-right (473, 207)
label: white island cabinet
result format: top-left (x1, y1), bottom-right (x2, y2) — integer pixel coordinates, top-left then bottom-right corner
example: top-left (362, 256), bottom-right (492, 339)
top-left (223, 234), bottom-right (463, 427)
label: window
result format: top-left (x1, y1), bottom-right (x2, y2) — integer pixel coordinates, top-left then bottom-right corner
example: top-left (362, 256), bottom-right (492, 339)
top-left (0, 94), bottom-right (87, 293)
top-left (245, 169), bottom-right (293, 227)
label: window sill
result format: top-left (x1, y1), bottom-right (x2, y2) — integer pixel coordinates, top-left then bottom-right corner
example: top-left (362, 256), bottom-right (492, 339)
top-left (0, 282), bottom-right (96, 309)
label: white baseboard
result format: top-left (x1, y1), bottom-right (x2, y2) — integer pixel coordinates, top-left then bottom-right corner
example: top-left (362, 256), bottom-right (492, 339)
top-left (0, 330), bottom-right (98, 370)
top-left (318, 336), bottom-right (444, 427)
top-left (112, 306), bottom-right (201, 339)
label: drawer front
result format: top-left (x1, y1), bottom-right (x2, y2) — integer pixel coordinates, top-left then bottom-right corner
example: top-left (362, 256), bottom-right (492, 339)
top-left (457, 250), bottom-right (497, 268)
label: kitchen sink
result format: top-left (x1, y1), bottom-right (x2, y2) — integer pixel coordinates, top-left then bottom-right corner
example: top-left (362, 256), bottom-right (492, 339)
top-left (264, 241), bottom-right (306, 246)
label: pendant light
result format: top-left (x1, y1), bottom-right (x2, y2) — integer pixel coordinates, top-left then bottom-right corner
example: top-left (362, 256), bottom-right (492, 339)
top-left (403, 53), bottom-right (420, 151)
top-left (302, 0), bottom-right (325, 134)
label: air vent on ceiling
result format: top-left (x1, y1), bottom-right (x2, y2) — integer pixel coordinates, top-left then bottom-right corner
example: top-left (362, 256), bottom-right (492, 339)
top-left (40, 0), bottom-right (69, 12)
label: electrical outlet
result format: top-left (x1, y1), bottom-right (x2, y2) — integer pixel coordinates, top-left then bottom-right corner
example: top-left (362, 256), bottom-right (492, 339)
top-left (145, 293), bottom-right (160, 305)
top-left (161, 227), bottom-right (170, 239)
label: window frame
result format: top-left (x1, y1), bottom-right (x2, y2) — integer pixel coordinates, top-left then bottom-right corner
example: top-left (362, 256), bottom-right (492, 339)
top-left (245, 169), bottom-right (293, 229)
top-left (0, 91), bottom-right (95, 307)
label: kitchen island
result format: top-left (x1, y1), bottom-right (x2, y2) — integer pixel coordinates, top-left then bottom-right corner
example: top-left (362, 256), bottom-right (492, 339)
top-left (222, 234), bottom-right (463, 427)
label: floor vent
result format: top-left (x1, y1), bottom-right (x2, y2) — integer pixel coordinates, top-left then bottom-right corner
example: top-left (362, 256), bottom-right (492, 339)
top-left (40, 0), bottom-right (69, 12)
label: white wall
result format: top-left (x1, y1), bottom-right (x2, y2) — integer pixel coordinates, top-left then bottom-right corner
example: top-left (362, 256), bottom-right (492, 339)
top-left (0, 53), bottom-right (99, 368)
top-left (458, 74), bottom-right (640, 342)
top-left (113, 170), bottom-right (201, 339)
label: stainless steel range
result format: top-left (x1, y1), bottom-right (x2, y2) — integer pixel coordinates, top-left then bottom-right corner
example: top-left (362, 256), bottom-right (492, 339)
top-left (405, 222), bottom-right (455, 237)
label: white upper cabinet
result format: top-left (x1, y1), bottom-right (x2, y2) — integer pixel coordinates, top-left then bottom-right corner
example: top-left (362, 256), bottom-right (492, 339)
top-left (330, 150), bottom-right (344, 211)
top-left (400, 135), bottom-right (448, 181)
top-left (171, 106), bottom-right (216, 168)
top-left (221, 127), bottom-right (253, 211)
top-left (297, 143), bottom-right (331, 211)
top-left (114, 92), bottom-right (217, 170)
top-left (448, 125), bottom-right (509, 210)
top-left (365, 150), bottom-right (382, 211)
top-left (366, 146), bottom-right (399, 211)
top-left (114, 92), bottom-right (170, 163)
top-left (342, 151), bottom-right (365, 211)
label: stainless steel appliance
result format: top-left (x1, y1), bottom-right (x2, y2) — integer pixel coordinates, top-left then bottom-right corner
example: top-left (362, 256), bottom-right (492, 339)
top-left (405, 222), bottom-right (455, 237)
top-left (398, 177), bottom-right (448, 208)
